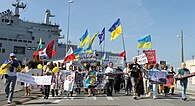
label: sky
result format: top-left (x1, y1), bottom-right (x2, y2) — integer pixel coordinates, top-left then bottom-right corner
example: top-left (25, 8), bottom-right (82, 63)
top-left (1, 0), bottom-right (195, 67)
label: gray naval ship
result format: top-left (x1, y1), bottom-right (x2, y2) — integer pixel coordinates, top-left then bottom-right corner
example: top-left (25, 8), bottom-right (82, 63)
top-left (0, 0), bottom-right (77, 64)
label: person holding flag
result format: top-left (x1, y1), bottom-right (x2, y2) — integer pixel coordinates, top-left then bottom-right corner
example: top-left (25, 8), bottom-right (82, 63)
top-left (2, 53), bottom-right (21, 104)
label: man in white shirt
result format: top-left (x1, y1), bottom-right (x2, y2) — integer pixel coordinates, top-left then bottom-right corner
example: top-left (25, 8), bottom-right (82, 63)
top-left (123, 62), bottom-right (132, 95)
top-left (105, 62), bottom-right (115, 96)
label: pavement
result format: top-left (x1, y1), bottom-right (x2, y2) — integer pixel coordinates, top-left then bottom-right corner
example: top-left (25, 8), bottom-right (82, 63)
top-left (0, 79), bottom-right (44, 106)
top-left (0, 81), bottom-right (195, 106)
top-left (0, 79), bottom-right (23, 95)
top-left (16, 90), bottom-right (195, 106)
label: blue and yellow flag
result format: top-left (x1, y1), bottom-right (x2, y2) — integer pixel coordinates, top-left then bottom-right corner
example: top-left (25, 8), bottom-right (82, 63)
top-left (74, 48), bottom-right (83, 59)
top-left (108, 18), bottom-right (122, 40)
top-left (79, 29), bottom-right (90, 48)
top-left (86, 32), bottom-right (98, 53)
top-left (137, 35), bottom-right (152, 49)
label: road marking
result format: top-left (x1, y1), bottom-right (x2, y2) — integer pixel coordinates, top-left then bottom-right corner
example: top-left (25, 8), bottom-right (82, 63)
top-left (106, 97), bottom-right (114, 100)
top-left (53, 100), bottom-right (61, 103)
top-left (87, 96), bottom-right (97, 100)
top-left (63, 96), bottom-right (75, 100)
top-left (188, 95), bottom-right (195, 99)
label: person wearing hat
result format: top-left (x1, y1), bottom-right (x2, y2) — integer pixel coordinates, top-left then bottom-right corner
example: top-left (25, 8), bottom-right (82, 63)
top-left (2, 53), bottom-right (20, 104)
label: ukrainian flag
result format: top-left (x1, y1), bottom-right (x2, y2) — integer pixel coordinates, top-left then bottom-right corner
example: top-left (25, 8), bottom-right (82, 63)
top-left (74, 48), bottom-right (83, 59)
top-left (86, 32), bottom-right (98, 53)
top-left (137, 35), bottom-right (152, 49)
top-left (108, 18), bottom-right (123, 40)
top-left (79, 29), bottom-right (90, 48)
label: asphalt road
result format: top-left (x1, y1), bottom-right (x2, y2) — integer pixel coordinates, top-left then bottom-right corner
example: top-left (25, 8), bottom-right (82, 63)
top-left (17, 90), bottom-right (195, 106)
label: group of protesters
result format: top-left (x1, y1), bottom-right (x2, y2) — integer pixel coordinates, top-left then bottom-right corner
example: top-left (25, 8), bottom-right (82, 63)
top-left (0, 53), bottom-right (191, 104)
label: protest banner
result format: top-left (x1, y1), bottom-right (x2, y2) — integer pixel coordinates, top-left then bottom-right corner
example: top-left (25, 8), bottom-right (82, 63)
top-left (134, 53), bottom-right (148, 65)
top-left (175, 72), bottom-right (195, 80)
top-left (143, 50), bottom-right (156, 65)
top-left (109, 56), bottom-right (124, 67)
top-left (148, 71), bottom-right (167, 84)
top-left (164, 75), bottom-right (174, 86)
top-left (17, 72), bottom-right (36, 84)
top-left (33, 76), bottom-right (52, 85)
top-left (17, 72), bottom-right (52, 85)
top-left (96, 72), bottom-right (105, 89)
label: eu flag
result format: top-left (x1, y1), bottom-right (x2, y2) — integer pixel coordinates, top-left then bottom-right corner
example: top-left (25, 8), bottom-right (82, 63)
top-left (98, 27), bottom-right (105, 44)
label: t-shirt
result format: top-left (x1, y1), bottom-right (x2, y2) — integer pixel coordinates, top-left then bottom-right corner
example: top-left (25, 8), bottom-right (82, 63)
top-left (105, 67), bottom-right (115, 79)
top-left (130, 63), bottom-right (141, 78)
top-left (123, 67), bottom-right (131, 78)
top-left (178, 68), bottom-right (190, 78)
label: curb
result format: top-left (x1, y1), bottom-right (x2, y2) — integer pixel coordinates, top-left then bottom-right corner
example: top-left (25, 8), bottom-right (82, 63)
top-left (3, 92), bottom-right (44, 106)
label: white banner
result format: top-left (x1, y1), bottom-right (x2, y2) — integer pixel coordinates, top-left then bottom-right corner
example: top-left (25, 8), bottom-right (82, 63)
top-left (135, 53), bottom-right (148, 65)
top-left (64, 73), bottom-right (75, 91)
top-left (33, 76), bottom-right (52, 85)
top-left (17, 72), bottom-right (52, 85)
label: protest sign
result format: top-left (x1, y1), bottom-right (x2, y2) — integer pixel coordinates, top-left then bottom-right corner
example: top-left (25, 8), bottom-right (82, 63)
top-left (148, 71), bottom-right (167, 84)
top-left (17, 72), bottom-right (52, 85)
top-left (143, 50), bottom-right (156, 65)
top-left (164, 75), bottom-right (174, 86)
top-left (17, 72), bottom-right (36, 84)
top-left (33, 76), bottom-right (52, 85)
top-left (109, 56), bottom-right (124, 67)
top-left (134, 53), bottom-right (148, 65)
top-left (64, 71), bottom-right (75, 91)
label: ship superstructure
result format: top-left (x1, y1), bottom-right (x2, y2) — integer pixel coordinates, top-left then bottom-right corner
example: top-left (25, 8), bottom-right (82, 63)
top-left (0, 0), bottom-right (77, 64)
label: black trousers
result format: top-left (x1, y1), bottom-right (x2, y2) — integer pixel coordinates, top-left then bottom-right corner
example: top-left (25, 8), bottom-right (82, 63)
top-left (44, 85), bottom-right (50, 97)
top-left (106, 79), bottom-right (114, 96)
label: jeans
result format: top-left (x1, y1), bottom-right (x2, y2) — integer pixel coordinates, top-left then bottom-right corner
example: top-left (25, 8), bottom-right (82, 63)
top-left (131, 77), bottom-right (139, 97)
top-left (4, 75), bottom-right (17, 102)
top-left (44, 85), bottom-right (50, 98)
top-left (106, 79), bottom-right (114, 96)
top-left (153, 84), bottom-right (158, 97)
top-left (143, 78), bottom-right (149, 94)
top-left (180, 79), bottom-right (188, 99)
top-left (125, 77), bottom-right (132, 94)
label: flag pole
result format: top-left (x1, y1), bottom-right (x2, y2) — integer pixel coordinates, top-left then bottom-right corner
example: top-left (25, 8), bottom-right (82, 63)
top-left (121, 33), bottom-right (126, 67)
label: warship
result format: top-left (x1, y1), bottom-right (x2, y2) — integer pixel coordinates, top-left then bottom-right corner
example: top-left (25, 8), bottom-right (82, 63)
top-left (0, 0), bottom-right (77, 64)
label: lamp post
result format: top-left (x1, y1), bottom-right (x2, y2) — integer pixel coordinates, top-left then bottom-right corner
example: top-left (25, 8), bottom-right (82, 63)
top-left (66, 0), bottom-right (74, 54)
top-left (177, 30), bottom-right (184, 63)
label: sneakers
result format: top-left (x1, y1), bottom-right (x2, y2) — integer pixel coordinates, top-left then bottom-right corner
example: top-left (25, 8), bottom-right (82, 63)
top-left (153, 96), bottom-right (157, 99)
top-left (133, 96), bottom-right (137, 100)
top-left (182, 98), bottom-right (187, 101)
top-left (7, 100), bottom-right (12, 104)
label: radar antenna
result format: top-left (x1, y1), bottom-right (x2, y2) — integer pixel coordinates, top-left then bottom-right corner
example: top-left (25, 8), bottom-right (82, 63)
top-left (12, 0), bottom-right (26, 17)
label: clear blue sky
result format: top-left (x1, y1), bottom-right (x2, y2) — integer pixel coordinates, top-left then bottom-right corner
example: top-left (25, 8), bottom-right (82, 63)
top-left (1, 0), bottom-right (195, 67)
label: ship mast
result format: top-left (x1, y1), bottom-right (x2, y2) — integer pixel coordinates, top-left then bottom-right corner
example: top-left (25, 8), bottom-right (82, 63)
top-left (44, 9), bottom-right (55, 25)
top-left (12, 0), bottom-right (26, 17)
